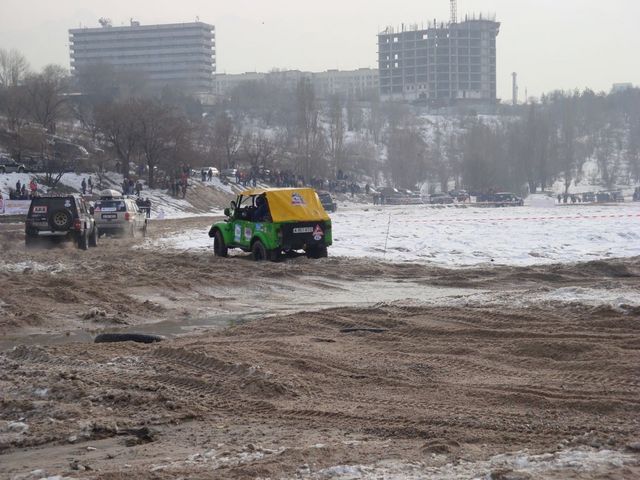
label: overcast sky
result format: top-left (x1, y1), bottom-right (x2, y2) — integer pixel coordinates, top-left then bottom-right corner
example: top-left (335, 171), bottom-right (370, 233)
top-left (1, 0), bottom-right (638, 100)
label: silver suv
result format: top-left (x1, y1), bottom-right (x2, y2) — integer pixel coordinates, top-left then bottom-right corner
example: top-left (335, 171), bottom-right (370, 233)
top-left (94, 189), bottom-right (147, 237)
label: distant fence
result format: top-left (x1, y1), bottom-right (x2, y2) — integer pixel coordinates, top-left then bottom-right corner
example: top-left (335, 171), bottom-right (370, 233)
top-left (0, 199), bottom-right (30, 215)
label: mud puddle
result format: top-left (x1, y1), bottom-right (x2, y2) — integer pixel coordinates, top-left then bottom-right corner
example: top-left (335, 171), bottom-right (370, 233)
top-left (0, 282), bottom-right (484, 350)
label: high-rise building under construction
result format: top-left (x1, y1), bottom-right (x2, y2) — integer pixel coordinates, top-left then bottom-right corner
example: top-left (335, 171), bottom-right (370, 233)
top-left (378, 13), bottom-right (499, 104)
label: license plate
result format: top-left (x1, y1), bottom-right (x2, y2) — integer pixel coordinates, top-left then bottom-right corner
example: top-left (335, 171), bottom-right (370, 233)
top-left (102, 213), bottom-right (117, 219)
top-left (293, 227), bottom-right (313, 233)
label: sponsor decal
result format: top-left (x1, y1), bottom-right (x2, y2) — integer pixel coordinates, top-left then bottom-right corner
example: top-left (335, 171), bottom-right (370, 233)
top-left (244, 227), bottom-right (252, 240)
top-left (313, 224), bottom-right (324, 241)
top-left (293, 227), bottom-right (313, 234)
top-left (291, 192), bottom-right (305, 205)
top-left (33, 206), bottom-right (48, 214)
top-left (234, 224), bottom-right (242, 242)
top-left (255, 223), bottom-right (264, 232)
top-left (64, 200), bottom-right (71, 208)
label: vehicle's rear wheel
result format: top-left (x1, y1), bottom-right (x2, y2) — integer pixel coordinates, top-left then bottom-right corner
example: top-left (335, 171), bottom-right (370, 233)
top-left (306, 244), bottom-right (328, 259)
top-left (213, 230), bottom-right (228, 257)
top-left (89, 227), bottom-right (98, 247)
top-left (78, 231), bottom-right (89, 250)
top-left (251, 240), bottom-right (267, 261)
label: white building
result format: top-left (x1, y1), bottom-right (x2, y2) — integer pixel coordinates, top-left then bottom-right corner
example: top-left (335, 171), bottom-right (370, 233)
top-left (69, 20), bottom-right (216, 93)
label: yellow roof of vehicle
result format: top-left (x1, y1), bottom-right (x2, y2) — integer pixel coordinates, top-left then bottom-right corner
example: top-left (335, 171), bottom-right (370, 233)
top-left (239, 187), bottom-right (330, 222)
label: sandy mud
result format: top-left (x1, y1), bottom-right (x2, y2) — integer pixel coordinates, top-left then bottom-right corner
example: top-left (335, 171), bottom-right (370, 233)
top-left (0, 218), bottom-right (639, 479)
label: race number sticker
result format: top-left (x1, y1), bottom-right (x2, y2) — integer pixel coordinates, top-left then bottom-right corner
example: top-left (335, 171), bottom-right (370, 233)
top-left (33, 206), bottom-right (48, 214)
top-left (312, 225), bottom-right (324, 241)
top-left (234, 224), bottom-right (242, 242)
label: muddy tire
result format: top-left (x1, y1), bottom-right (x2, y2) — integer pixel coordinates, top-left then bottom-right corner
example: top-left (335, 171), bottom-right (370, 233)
top-left (251, 240), bottom-right (267, 261)
top-left (213, 230), bottom-right (228, 257)
top-left (268, 248), bottom-right (280, 262)
top-left (89, 227), bottom-right (98, 247)
top-left (94, 333), bottom-right (164, 344)
top-left (306, 245), bottom-right (328, 259)
top-left (78, 231), bottom-right (89, 250)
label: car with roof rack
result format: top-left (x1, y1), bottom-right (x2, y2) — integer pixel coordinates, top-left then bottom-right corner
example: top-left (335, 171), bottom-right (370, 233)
top-left (93, 189), bottom-right (147, 237)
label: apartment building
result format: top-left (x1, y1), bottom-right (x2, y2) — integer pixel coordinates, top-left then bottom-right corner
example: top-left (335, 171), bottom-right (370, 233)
top-left (69, 20), bottom-right (215, 92)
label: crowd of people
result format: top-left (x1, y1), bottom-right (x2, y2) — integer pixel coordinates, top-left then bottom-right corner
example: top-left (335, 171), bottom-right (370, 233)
top-left (6, 178), bottom-right (39, 200)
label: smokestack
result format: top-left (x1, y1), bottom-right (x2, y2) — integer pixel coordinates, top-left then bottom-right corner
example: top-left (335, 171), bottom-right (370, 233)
top-left (512, 72), bottom-right (518, 106)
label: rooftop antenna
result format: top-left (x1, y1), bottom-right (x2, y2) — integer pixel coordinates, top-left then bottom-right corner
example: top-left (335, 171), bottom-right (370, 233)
top-left (450, 0), bottom-right (457, 23)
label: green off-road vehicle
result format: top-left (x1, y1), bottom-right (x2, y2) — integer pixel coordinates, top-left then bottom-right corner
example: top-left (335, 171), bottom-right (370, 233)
top-left (208, 187), bottom-right (332, 261)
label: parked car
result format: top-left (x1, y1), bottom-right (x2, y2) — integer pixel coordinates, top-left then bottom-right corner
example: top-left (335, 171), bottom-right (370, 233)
top-left (0, 155), bottom-right (26, 174)
top-left (493, 192), bottom-right (524, 207)
top-left (209, 187), bottom-right (332, 261)
top-left (221, 168), bottom-right (238, 181)
top-left (317, 191), bottom-right (337, 212)
top-left (93, 189), bottom-right (147, 237)
top-left (25, 194), bottom-right (98, 249)
top-left (428, 193), bottom-right (455, 204)
top-left (448, 189), bottom-right (470, 202)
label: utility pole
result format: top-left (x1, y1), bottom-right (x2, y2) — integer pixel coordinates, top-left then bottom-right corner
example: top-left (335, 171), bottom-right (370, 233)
top-left (512, 72), bottom-right (518, 106)
top-left (450, 0), bottom-right (457, 24)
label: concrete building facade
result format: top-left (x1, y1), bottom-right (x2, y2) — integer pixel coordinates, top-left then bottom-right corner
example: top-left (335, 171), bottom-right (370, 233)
top-left (69, 21), bottom-right (215, 92)
top-left (378, 14), bottom-right (499, 104)
top-left (214, 68), bottom-right (378, 100)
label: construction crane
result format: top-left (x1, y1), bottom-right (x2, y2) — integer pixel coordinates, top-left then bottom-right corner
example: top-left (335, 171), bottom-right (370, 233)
top-left (450, 0), bottom-right (457, 24)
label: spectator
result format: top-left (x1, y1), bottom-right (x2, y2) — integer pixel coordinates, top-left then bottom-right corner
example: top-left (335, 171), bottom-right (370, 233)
top-left (87, 176), bottom-right (93, 194)
top-left (16, 180), bottom-right (21, 193)
top-left (21, 184), bottom-right (27, 199)
top-left (207, 168), bottom-right (213, 182)
top-left (135, 180), bottom-right (143, 197)
top-left (144, 198), bottom-right (151, 218)
top-left (29, 178), bottom-right (37, 197)
top-left (81, 178), bottom-right (87, 195)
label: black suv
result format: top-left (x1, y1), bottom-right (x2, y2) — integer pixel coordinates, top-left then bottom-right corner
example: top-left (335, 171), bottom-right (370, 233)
top-left (317, 191), bottom-right (337, 213)
top-left (25, 195), bottom-right (99, 249)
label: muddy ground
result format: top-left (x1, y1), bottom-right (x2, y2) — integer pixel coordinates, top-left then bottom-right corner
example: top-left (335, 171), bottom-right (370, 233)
top-left (0, 218), bottom-right (639, 479)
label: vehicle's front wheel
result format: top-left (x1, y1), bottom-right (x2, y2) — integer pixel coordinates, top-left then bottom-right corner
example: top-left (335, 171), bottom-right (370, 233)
top-left (251, 240), bottom-right (267, 261)
top-left (213, 230), bottom-right (228, 257)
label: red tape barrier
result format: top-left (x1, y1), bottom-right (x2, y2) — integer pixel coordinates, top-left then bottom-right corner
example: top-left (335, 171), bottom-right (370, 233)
top-left (411, 213), bottom-right (640, 224)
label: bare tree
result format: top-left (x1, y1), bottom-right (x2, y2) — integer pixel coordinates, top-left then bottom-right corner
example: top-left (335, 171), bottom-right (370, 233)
top-left (295, 78), bottom-right (326, 179)
top-left (327, 95), bottom-right (345, 177)
top-left (95, 100), bottom-right (140, 177)
top-left (23, 65), bottom-right (69, 133)
top-left (0, 48), bottom-right (30, 87)
top-left (241, 131), bottom-right (276, 170)
top-left (213, 112), bottom-right (242, 169)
